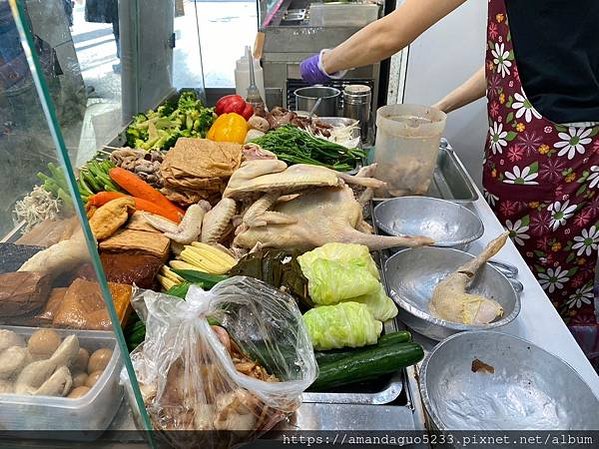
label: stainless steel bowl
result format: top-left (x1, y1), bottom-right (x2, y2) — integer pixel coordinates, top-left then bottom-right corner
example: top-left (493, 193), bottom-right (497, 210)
top-left (420, 331), bottom-right (599, 430)
top-left (383, 247), bottom-right (520, 341)
top-left (374, 197), bottom-right (484, 251)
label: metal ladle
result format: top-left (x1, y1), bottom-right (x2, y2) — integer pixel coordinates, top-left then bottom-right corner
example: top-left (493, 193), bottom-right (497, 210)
top-left (308, 97), bottom-right (322, 119)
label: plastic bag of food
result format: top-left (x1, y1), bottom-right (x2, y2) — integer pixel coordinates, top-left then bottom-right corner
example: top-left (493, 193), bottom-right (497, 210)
top-left (128, 276), bottom-right (317, 446)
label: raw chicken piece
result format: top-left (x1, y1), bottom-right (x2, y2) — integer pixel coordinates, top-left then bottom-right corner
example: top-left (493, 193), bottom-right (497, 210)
top-left (234, 185), bottom-right (433, 251)
top-left (201, 198), bottom-right (237, 244)
top-left (224, 160), bottom-right (385, 200)
top-left (429, 232), bottom-right (509, 325)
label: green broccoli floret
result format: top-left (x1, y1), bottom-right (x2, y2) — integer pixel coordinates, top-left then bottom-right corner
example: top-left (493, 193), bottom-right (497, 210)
top-left (150, 129), bottom-right (180, 150)
top-left (156, 103), bottom-right (175, 117)
top-left (126, 113), bottom-right (150, 146)
top-left (196, 108), bottom-right (216, 136)
top-left (126, 91), bottom-right (214, 150)
top-left (177, 91), bottom-right (200, 111)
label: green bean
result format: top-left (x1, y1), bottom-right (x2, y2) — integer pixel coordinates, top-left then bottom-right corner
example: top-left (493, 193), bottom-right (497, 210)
top-left (251, 125), bottom-right (365, 170)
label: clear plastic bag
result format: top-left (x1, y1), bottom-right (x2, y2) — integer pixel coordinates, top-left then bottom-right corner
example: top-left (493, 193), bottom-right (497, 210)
top-left (129, 276), bottom-right (317, 442)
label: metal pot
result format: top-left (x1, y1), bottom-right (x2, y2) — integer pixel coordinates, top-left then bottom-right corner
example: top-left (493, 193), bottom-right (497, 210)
top-left (294, 86), bottom-right (340, 117)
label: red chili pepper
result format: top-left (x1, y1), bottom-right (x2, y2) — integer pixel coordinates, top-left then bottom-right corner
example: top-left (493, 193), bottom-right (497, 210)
top-left (215, 95), bottom-right (254, 120)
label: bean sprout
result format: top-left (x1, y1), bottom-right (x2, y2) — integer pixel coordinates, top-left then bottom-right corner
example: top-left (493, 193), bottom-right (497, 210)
top-left (13, 185), bottom-right (62, 232)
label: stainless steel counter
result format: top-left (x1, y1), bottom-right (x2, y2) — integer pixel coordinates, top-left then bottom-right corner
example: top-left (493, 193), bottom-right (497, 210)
top-left (5, 150), bottom-right (598, 448)
top-left (93, 148), bottom-right (599, 439)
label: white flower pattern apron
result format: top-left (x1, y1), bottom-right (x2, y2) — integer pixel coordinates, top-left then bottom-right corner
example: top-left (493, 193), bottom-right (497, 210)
top-left (483, 0), bottom-right (599, 368)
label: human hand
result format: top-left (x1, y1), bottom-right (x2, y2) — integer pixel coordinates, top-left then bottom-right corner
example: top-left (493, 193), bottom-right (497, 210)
top-left (299, 52), bottom-right (332, 85)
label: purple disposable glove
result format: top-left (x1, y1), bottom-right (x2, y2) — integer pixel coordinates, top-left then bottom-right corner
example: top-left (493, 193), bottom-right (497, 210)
top-left (300, 53), bottom-right (331, 85)
top-left (300, 50), bottom-right (347, 85)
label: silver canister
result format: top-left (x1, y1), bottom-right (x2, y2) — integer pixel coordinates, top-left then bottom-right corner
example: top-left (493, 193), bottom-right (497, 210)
top-left (294, 86), bottom-right (341, 117)
top-left (343, 84), bottom-right (372, 146)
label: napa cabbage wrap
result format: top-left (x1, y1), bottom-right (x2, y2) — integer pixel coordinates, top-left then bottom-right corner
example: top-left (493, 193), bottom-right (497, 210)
top-left (303, 302), bottom-right (383, 350)
top-left (298, 243), bottom-right (380, 304)
top-left (353, 284), bottom-right (398, 322)
top-left (298, 243), bottom-right (398, 321)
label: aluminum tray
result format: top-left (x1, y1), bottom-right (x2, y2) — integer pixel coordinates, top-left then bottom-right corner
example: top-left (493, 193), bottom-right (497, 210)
top-left (302, 317), bottom-right (403, 405)
top-left (303, 247), bottom-right (404, 405)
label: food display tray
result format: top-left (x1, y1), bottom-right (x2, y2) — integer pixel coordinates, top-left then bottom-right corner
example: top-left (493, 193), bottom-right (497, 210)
top-left (302, 320), bottom-right (404, 405)
top-left (301, 242), bottom-right (404, 405)
top-left (0, 327), bottom-right (123, 434)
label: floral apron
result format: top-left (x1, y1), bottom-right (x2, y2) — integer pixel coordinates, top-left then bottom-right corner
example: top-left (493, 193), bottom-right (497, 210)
top-left (483, 0), bottom-right (599, 368)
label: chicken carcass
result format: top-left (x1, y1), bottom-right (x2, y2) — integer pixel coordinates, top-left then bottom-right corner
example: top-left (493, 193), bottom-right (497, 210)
top-left (223, 159), bottom-right (385, 199)
top-left (234, 185), bottom-right (433, 251)
top-left (429, 232), bottom-right (509, 325)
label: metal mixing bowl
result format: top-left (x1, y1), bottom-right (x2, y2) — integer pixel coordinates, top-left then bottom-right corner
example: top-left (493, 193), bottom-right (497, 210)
top-left (420, 331), bottom-right (599, 430)
top-left (383, 247), bottom-right (520, 341)
top-left (374, 197), bottom-right (484, 250)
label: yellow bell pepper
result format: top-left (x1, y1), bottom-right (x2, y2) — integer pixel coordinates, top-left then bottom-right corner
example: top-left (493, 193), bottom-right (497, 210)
top-left (206, 113), bottom-right (248, 144)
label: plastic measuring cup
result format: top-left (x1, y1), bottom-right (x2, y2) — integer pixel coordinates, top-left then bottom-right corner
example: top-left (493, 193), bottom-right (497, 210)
top-left (374, 104), bottom-right (447, 196)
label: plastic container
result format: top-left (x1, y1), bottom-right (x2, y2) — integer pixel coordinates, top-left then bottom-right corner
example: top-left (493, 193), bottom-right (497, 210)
top-left (374, 104), bottom-right (447, 196)
top-left (0, 326), bottom-right (123, 433)
top-left (234, 54), bottom-right (266, 104)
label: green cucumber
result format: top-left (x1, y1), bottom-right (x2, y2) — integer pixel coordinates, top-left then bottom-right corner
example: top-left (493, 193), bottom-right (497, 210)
top-left (172, 269), bottom-right (227, 289)
top-left (315, 331), bottom-right (412, 365)
top-left (310, 341), bottom-right (424, 391)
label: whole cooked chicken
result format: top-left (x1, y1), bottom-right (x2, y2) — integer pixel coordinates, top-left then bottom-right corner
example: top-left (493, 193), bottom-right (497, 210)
top-left (234, 185), bottom-right (433, 251)
top-left (429, 232), bottom-right (509, 325)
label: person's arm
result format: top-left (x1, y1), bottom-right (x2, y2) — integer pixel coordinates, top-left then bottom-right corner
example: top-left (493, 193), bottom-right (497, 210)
top-left (432, 66), bottom-right (486, 113)
top-left (321, 0), bottom-right (467, 75)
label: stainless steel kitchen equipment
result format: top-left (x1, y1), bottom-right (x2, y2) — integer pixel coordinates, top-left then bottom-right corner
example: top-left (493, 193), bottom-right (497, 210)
top-left (421, 331), bottom-right (599, 430)
top-left (374, 197), bottom-right (484, 251)
top-left (294, 86), bottom-right (340, 116)
top-left (425, 140), bottom-right (479, 203)
top-left (343, 84), bottom-right (373, 145)
top-left (258, 0), bottom-right (387, 110)
top-left (383, 247), bottom-right (521, 341)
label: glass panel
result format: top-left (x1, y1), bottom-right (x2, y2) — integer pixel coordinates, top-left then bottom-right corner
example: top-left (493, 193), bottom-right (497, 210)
top-left (191, 0), bottom-right (257, 88)
top-left (173, 0), bottom-right (206, 90)
top-left (2, 0), bottom-right (152, 441)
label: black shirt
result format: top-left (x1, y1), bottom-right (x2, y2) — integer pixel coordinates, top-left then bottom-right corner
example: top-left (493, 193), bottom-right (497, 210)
top-left (505, 0), bottom-right (599, 123)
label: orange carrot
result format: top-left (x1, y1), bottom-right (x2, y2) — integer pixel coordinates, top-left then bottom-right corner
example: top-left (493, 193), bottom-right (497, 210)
top-left (132, 197), bottom-right (183, 223)
top-left (87, 191), bottom-right (126, 207)
top-left (87, 191), bottom-right (182, 223)
top-left (108, 167), bottom-right (184, 216)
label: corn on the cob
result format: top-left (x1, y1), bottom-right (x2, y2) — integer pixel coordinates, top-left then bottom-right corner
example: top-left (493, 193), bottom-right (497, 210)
top-left (190, 242), bottom-right (237, 266)
top-left (169, 260), bottom-right (201, 271)
top-left (184, 247), bottom-right (234, 270)
top-left (177, 244), bottom-right (236, 274)
top-left (160, 266), bottom-right (185, 284)
top-left (157, 274), bottom-right (178, 292)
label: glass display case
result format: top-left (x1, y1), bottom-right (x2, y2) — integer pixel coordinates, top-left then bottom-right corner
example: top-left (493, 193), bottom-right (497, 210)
top-left (1, 0), bottom-right (390, 444)
top-left (0, 0), bottom-right (209, 444)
